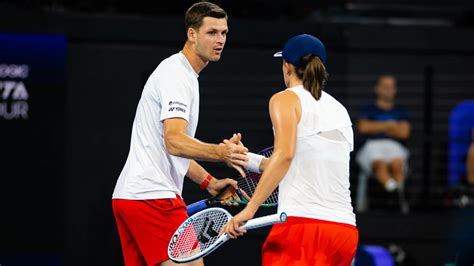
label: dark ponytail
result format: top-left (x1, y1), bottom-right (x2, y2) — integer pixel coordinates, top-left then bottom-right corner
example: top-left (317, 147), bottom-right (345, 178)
top-left (295, 55), bottom-right (328, 100)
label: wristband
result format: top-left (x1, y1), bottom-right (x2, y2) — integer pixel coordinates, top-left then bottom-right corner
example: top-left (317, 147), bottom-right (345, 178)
top-left (200, 174), bottom-right (213, 190)
top-left (247, 152), bottom-right (265, 173)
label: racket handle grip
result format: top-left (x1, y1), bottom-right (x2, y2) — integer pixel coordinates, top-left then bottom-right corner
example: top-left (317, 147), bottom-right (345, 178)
top-left (186, 199), bottom-right (209, 216)
top-left (241, 212), bottom-right (287, 230)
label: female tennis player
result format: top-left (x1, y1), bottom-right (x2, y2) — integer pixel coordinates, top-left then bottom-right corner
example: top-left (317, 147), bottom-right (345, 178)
top-left (223, 34), bottom-right (358, 265)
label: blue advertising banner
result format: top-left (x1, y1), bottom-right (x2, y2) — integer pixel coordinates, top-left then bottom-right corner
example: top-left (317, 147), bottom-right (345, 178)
top-left (0, 33), bottom-right (66, 263)
top-left (0, 33), bottom-right (66, 120)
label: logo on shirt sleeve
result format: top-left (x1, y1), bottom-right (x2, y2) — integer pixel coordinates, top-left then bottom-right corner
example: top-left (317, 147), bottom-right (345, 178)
top-left (168, 101), bottom-right (187, 113)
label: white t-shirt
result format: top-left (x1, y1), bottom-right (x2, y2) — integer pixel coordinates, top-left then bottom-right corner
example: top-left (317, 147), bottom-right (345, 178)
top-left (277, 85), bottom-right (356, 226)
top-left (113, 52), bottom-right (200, 200)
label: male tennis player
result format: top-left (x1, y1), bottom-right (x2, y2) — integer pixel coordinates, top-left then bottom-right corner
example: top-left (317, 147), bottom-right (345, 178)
top-left (224, 34), bottom-right (358, 265)
top-left (112, 2), bottom-right (247, 266)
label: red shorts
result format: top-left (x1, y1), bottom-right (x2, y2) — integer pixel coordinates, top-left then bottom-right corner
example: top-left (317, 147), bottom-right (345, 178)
top-left (112, 197), bottom-right (188, 266)
top-left (262, 217), bottom-right (358, 266)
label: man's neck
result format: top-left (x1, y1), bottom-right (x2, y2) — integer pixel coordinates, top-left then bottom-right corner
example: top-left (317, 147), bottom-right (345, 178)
top-left (181, 42), bottom-right (208, 74)
top-left (376, 98), bottom-right (394, 110)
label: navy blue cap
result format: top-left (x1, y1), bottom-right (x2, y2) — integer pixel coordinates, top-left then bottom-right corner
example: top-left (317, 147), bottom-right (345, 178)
top-left (274, 34), bottom-right (327, 66)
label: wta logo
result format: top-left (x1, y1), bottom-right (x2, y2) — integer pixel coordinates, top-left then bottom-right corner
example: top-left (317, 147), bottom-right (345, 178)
top-left (0, 64), bottom-right (30, 120)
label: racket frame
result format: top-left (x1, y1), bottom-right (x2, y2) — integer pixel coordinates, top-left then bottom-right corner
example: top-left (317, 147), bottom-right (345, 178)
top-left (168, 207), bottom-right (287, 263)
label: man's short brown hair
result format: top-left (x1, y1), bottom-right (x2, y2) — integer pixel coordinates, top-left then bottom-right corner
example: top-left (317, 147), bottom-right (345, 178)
top-left (185, 2), bottom-right (228, 31)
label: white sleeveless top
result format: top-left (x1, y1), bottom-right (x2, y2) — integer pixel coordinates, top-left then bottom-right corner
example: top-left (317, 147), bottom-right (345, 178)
top-left (277, 85), bottom-right (356, 226)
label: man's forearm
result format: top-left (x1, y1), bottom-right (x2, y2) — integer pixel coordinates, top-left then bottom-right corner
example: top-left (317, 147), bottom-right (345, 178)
top-left (358, 120), bottom-right (389, 134)
top-left (186, 160), bottom-right (211, 184)
top-left (186, 160), bottom-right (238, 197)
top-left (387, 122), bottom-right (411, 140)
top-left (166, 132), bottom-right (222, 161)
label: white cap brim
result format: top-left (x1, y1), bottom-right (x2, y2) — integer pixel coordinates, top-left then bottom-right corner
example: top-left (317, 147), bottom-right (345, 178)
top-left (273, 51), bottom-right (283, 57)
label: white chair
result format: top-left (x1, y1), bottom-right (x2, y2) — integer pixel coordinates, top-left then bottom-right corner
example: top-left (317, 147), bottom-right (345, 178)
top-left (355, 168), bottom-right (409, 214)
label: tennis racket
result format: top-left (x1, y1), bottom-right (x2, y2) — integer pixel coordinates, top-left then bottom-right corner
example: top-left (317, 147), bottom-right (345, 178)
top-left (186, 185), bottom-right (239, 215)
top-left (168, 207), bottom-right (287, 263)
top-left (186, 146), bottom-right (277, 215)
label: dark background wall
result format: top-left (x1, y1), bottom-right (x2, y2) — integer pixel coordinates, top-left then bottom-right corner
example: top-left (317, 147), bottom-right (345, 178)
top-left (1, 3), bottom-right (474, 265)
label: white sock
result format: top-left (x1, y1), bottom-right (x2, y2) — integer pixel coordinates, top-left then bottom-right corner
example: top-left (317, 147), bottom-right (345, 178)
top-left (385, 179), bottom-right (398, 192)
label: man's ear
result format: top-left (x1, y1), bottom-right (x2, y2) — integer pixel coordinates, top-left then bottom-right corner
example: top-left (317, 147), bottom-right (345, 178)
top-left (187, 27), bottom-right (197, 43)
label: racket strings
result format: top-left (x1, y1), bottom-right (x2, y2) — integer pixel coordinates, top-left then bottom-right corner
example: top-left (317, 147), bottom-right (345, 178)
top-left (172, 210), bottom-right (230, 259)
top-left (236, 147), bottom-right (278, 205)
top-left (261, 148), bottom-right (279, 204)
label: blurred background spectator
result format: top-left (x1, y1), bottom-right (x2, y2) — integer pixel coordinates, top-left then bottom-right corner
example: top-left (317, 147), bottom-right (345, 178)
top-left (356, 75), bottom-right (410, 193)
top-left (466, 129), bottom-right (474, 186)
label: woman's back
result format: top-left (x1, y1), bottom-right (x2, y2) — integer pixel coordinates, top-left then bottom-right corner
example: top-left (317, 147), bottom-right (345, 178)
top-left (278, 85), bottom-right (356, 226)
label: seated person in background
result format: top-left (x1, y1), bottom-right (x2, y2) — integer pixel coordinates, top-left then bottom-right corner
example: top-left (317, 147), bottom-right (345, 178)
top-left (467, 128), bottom-right (474, 186)
top-left (356, 74), bottom-right (411, 192)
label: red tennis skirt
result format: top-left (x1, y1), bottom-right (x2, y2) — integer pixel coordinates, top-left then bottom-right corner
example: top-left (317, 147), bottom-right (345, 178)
top-left (262, 216), bottom-right (358, 266)
top-left (112, 197), bottom-right (188, 266)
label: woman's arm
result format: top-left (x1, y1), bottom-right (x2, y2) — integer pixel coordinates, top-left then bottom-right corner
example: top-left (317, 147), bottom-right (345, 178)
top-left (224, 90), bottom-right (300, 238)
